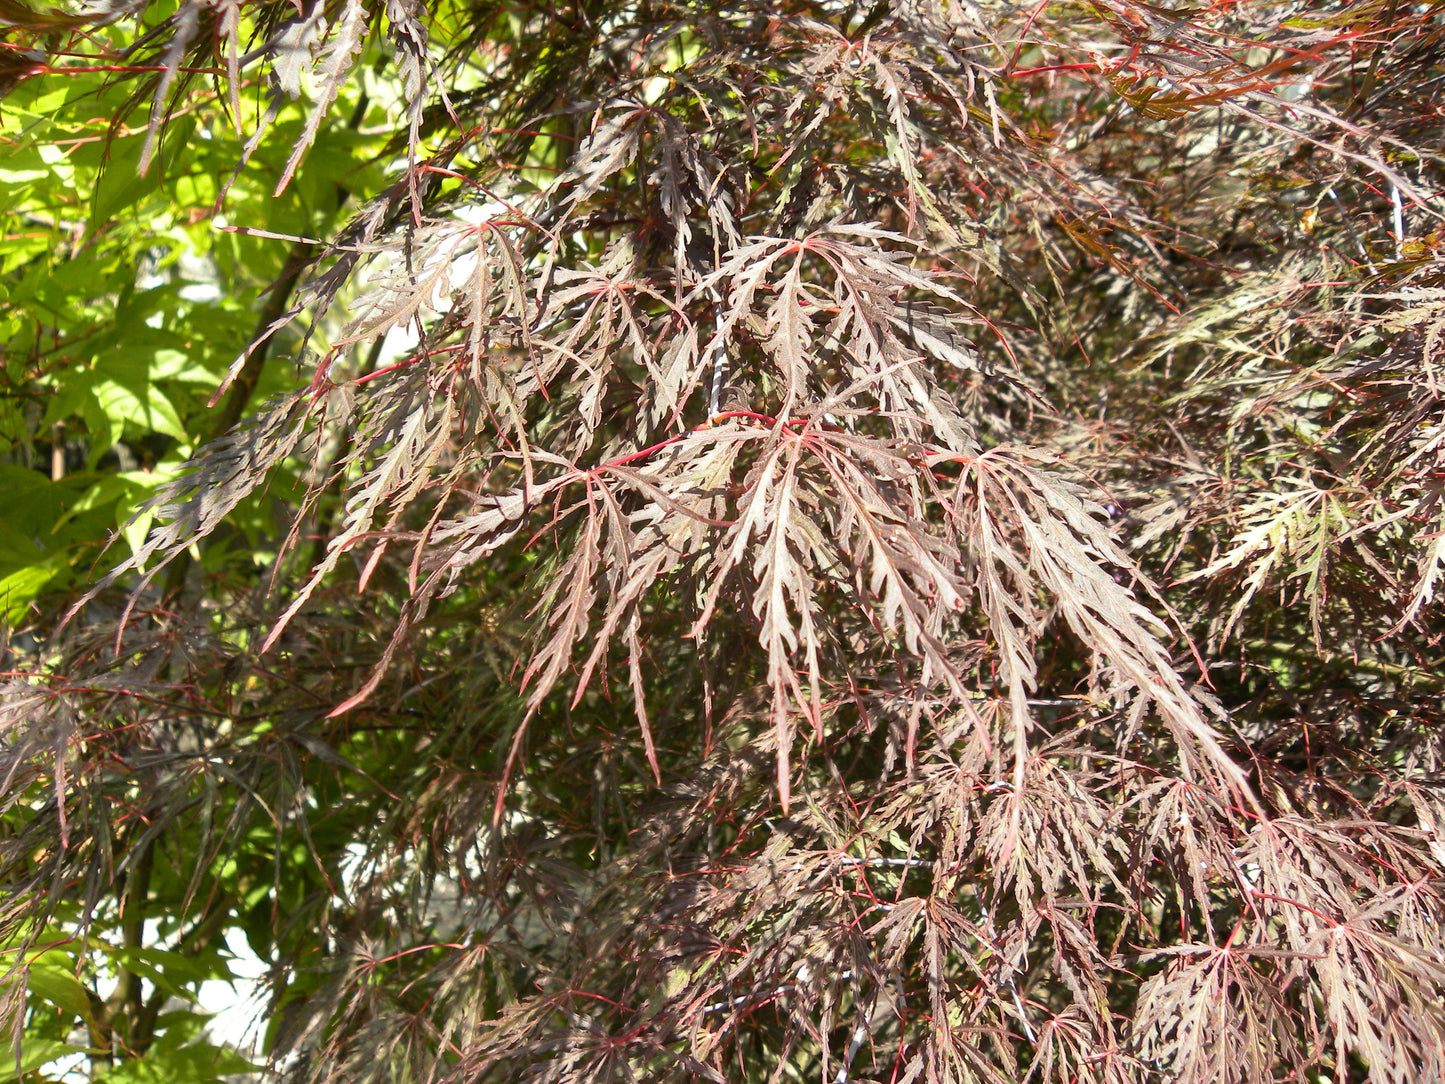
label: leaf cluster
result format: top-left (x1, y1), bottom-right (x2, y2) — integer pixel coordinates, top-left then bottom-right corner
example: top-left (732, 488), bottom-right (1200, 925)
top-left (2, 0), bottom-right (1445, 1082)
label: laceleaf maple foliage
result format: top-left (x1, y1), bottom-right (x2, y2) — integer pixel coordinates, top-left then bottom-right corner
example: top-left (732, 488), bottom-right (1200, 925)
top-left (3, 0), bottom-right (1445, 1082)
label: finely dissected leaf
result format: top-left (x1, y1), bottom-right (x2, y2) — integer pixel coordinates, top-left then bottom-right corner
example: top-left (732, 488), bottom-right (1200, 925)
top-left (559, 104), bottom-right (647, 216)
top-left (64, 394), bottom-right (313, 618)
top-left (275, 0), bottom-right (371, 195)
top-left (263, 374), bottom-right (458, 653)
top-left (1134, 943), bottom-right (1304, 1084)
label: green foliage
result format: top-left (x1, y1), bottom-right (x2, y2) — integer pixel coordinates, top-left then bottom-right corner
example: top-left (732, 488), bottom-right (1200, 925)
top-left (3, 0), bottom-right (1445, 1082)
top-left (0, 5), bottom-right (384, 618)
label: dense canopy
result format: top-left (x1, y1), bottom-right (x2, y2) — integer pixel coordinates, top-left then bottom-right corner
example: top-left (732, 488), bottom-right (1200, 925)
top-left (3, 1), bottom-right (1445, 1082)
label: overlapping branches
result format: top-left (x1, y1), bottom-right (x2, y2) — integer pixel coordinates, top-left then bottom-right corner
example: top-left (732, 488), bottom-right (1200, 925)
top-left (5, 1), bottom-right (1445, 1082)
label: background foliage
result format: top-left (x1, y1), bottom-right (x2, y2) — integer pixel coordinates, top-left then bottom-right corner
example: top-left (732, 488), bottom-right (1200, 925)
top-left (3, 0), bottom-right (1445, 1081)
